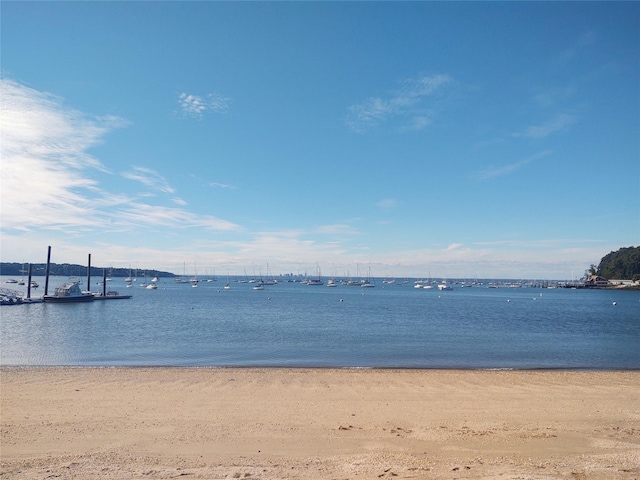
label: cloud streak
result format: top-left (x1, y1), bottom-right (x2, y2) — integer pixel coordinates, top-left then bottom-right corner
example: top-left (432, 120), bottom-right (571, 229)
top-left (473, 150), bottom-right (552, 181)
top-left (121, 166), bottom-right (175, 194)
top-left (346, 74), bottom-right (451, 133)
top-left (514, 113), bottom-right (577, 139)
top-left (178, 92), bottom-right (231, 118)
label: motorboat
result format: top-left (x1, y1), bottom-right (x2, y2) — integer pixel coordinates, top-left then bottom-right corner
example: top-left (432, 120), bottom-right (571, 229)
top-left (43, 282), bottom-right (94, 303)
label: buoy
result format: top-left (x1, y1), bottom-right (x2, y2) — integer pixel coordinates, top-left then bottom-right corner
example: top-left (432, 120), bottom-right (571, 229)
top-left (507, 299), bottom-right (511, 303)
top-left (612, 301), bottom-right (617, 306)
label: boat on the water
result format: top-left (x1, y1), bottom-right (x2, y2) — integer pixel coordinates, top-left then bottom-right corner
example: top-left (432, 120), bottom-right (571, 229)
top-left (43, 282), bottom-right (94, 303)
top-left (93, 290), bottom-right (132, 300)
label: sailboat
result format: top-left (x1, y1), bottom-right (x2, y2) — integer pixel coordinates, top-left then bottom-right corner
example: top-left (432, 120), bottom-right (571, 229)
top-left (224, 273), bottom-right (231, 290)
top-left (126, 266), bottom-right (133, 288)
top-left (17, 263), bottom-right (26, 285)
top-left (361, 267), bottom-right (375, 288)
top-left (190, 262), bottom-right (199, 286)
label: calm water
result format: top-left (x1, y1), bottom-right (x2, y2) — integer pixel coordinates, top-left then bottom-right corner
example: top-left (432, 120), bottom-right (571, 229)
top-left (2, 276), bottom-right (639, 369)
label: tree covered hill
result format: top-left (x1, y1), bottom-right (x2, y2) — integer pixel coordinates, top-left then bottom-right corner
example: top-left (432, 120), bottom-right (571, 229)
top-left (596, 246), bottom-right (640, 281)
top-left (0, 263), bottom-right (175, 278)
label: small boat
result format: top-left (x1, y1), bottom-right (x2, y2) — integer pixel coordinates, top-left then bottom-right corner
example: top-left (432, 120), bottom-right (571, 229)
top-left (43, 282), bottom-right (94, 303)
top-left (93, 290), bottom-right (132, 300)
top-left (5, 279), bottom-right (18, 284)
top-left (437, 283), bottom-right (452, 291)
top-left (146, 283), bottom-right (158, 290)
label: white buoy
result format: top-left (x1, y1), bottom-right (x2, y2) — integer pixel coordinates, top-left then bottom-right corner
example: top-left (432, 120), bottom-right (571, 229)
top-left (612, 301), bottom-right (617, 306)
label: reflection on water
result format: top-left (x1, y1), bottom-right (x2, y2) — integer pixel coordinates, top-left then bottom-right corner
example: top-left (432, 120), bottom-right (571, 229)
top-left (2, 276), bottom-right (639, 368)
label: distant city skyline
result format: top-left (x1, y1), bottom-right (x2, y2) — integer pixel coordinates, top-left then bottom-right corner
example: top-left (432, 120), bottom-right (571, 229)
top-left (1, 2), bottom-right (638, 279)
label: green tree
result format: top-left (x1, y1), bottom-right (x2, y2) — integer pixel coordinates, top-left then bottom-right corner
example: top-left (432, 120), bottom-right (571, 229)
top-left (596, 246), bottom-right (640, 279)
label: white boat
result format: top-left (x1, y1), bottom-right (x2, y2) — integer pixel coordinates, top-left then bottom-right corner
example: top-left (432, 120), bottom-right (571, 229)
top-left (437, 282), bottom-right (452, 291)
top-left (360, 267), bottom-right (375, 287)
top-left (43, 282), bottom-right (94, 303)
top-left (146, 283), bottom-right (158, 290)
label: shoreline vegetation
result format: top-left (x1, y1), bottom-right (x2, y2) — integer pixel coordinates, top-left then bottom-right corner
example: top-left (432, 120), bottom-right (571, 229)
top-left (1, 367), bottom-right (638, 479)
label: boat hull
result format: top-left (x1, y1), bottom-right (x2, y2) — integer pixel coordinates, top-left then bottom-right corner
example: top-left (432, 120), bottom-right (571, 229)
top-left (43, 295), bottom-right (94, 303)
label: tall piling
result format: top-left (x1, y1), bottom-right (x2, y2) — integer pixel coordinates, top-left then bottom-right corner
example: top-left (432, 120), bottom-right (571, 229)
top-left (44, 246), bottom-right (51, 296)
top-left (87, 254), bottom-right (92, 293)
top-left (27, 263), bottom-right (32, 299)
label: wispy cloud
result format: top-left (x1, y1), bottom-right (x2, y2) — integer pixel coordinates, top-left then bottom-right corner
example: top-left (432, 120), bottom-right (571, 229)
top-left (474, 150), bottom-right (552, 181)
top-left (375, 198), bottom-right (398, 209)
top-left (121, 166), bottom-right (175, 194)
top-left (209, 182), bottom-right (237, 189)
top-left (0, 79), bottom-right (122, 230)
top-left (116, 204), bottom-right (239, 231)
top-left (0, 79), bottom-right (239, 236)
top-left (315, 224), bottom-right (360, 236)
top-left (178, 92), bottom-right (231, 118)
top-left (555, 30), bottom-right (597, 64)
top-left (514, 113), bottom-right (577, 139)
top-left (346, 74), bottom-right (451, 133)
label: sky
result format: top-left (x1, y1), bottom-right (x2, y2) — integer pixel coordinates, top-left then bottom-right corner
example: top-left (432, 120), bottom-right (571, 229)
top-left (1, 1), bottom-right (638, 280)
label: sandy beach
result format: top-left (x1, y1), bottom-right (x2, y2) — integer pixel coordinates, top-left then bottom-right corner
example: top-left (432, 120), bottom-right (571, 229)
top-left (1, 368), bottom-right (638, 479)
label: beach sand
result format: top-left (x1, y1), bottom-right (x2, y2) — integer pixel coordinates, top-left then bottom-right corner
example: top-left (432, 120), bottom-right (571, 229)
top-left (1, 368), bottom-right (638, 479)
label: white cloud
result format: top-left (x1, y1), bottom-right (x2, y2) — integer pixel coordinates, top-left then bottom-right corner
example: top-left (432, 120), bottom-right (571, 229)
top-left (116, 204), bottom-right (239, 231)
top-left (0, 79), bottom-right (120, 231)
top-left (514, 113), bottom-right (577, 139)
top-left (178, 92), bottom-right (230, 118)
top-left (375, 198), bottom-right (398, 209)
top-left (121, 166), bottom-right (175, 194)
top-left (0, 79), bottom-right (240, 238)
top-left (209, 182), bottom-right (237, 189)
top-left (315, 224), bottom-right (359, 235)
top-left (474, 150), bottom-right (552, 181)
top-left (346, 74), bottom-right (451, 133)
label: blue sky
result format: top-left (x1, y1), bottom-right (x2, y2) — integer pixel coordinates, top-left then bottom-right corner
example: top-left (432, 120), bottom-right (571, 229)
top-left (1, 1), bottom-right (638, 279)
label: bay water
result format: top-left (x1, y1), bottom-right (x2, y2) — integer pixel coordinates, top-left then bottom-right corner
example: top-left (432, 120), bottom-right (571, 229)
top-left (2, 276), bottom-right (639, 369)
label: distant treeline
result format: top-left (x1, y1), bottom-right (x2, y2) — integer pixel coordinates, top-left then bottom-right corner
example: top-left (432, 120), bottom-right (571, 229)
top-left (0, 263), bottom-right (175, 278)
top-left (594, 246), bottom-right (640, 281)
